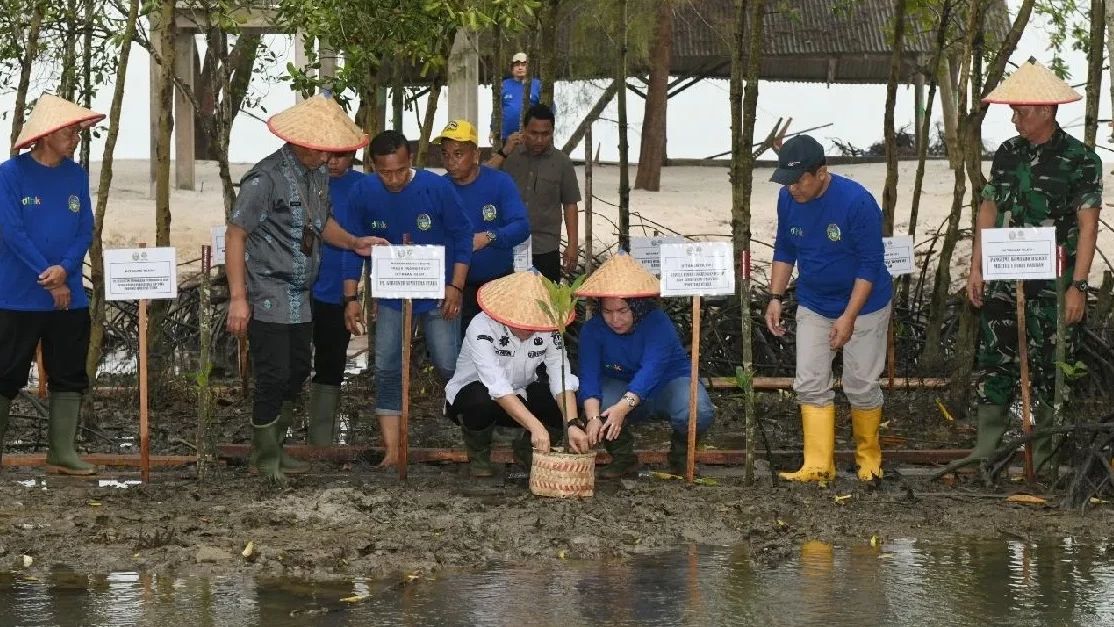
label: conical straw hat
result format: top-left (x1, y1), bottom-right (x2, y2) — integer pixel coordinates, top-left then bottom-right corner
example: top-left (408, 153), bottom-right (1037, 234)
top-left (477, 270), bottom-right (575, 331)
top-left (982, 58), bottom-right (1082, 105)
top-left (576, 251), bottom-right (660, 298)
top-left (14, 94), bottom-right (105, 150)
top-left (266, 95), bottom-right (369, 151)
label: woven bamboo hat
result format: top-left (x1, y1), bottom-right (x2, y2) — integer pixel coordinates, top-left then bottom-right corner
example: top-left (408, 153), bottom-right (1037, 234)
top-left (266, 95), bottom-right (369, 151)
top-left (982, 58), bottom-right (1082, 105)
top-left (478, 270), bottom-right (574, 331)
top-left (14, 94), bottom-right (105, 150)
top-left (575, 251), bottom-right (659, 298)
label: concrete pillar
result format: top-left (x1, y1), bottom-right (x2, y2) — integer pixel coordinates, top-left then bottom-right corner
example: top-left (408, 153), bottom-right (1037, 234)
top-left (174, 32), bottom-right (196, 190)
top-left (447, 29), bottom-right (479, 124)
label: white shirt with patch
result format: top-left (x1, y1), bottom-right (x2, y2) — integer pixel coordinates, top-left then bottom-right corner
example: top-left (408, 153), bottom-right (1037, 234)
top-left (445, 312), bottom-right (578, 405)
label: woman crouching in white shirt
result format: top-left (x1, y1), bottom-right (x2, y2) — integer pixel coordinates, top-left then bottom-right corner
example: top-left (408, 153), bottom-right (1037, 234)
top-left (444, 271), bottom-right (590, 478)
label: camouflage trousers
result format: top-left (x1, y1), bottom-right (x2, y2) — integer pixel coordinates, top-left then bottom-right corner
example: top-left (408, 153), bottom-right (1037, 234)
top-left (975, 279), bottom-right (1073, 408)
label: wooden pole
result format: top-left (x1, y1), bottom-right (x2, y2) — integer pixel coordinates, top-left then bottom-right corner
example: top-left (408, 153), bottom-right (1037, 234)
top-left (585, 123), bottom-right (594, 276)
top-left (238, 337), bottom-right (249, 396)
top-left (1015, 279), bottom-right (1035, 482)
top-left (197, 245), bottom-right (214, 481)
top-left (685, 295), bottom-right (701, 482)
top-left (35, 343), bottom-right (46, 399)
top-left (399, 298), bottom-right (412, 480)
top-left (138, 242), bottom-right (150, 483)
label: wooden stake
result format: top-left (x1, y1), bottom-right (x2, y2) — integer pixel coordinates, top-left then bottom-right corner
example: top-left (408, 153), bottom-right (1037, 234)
top-left (237, 336), bottom-right (249, 396)
top-left (138, 242), bottom-right (150, 483)
top-left (399, 298), bottom-right (412, 480)
top-left (34, 342), bottom-right (46, 399)
top-left (686, 295), bottom-right (701, 483)
top-left (1015, 279), bottom-right (1035, 482)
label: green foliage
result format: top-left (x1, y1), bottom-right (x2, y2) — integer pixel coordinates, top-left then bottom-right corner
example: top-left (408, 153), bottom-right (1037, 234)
top-left (535, 273), bottom-right (585, 337)
top-left (1055, 359), bottom-right (1088, 381)
top-left (1034, 0), bottom-right (1092, 80)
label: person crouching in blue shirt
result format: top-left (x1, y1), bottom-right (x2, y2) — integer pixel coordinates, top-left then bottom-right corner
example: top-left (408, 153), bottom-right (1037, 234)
top-left (304, 149), bottom-right (367, 446)
top-left (437, 119), bottom-right (529, 333)
top-left (0, 94), bottom-right (103, 475)
top-left (764, 134), bottom-right (892, 483)
top-left (342, 130), bottom-right (473, 470)
top-left (576, 253), bottom-right (715, 478)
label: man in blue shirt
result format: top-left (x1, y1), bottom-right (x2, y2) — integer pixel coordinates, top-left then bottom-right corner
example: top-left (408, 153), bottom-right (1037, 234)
top-left (306, 150), bottom-right (366, 446)
top-left (342, 131), bottom-right (472, 470)
top-left (764, 135), bottom-right (893, 483)
top-left (0, 94), bottom-right (103, 475)
top-left (499, 52), bottom-right (541, 142)
top-left (436, 119), bottom-right (529, 332)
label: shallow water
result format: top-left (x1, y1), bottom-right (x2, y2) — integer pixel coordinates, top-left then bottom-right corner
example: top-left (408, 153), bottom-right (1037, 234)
top-left (2, 538), bottom-right (1113, 626)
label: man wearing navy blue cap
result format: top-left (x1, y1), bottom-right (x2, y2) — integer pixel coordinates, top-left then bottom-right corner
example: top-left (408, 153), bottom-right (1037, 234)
top-left (764, 134), bottom-right (892, 484)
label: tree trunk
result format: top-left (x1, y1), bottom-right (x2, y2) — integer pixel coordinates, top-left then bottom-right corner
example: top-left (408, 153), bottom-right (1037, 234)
top-left (86, 0), bottom-right (142, 386)
top-left (538, 0), bottom-right (560, 106)
top-left (732, 0), bottom-right (765, 485)
top-left (881, 0), bottom-right (907, 235)
top-left (10, 4), bottom-right (44, 155)
top-left (937, 57), bottom-right (960, 168)
top-left (561, 80), bottom-right (618, 154)
top-left (415, 77), bottom-right (443, 168)
top-left (634, 0), bottom-right (674, 192)
top-left (149, 0), bottom-right (176, 363)
top-left (1106, 0), bottom-right (1114, 142)
top-left (616, 0), bottom-right (630, 251)
top-left (490, 23), bottom-right (503, 151)
top-left (391, 68), bottom-right (404, 131)
top-left (1084, 0), bottom-right (1104, 149)
top-left (57, 0), bottom-right (79, 100)
top-left (78, 0), bottom-right (93, 168)
top-left (357, 68), bottom-right (380, 172)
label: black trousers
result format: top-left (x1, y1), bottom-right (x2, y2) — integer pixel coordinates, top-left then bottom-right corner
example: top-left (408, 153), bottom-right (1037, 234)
top-left (248, 319), bottom-right (312, 425)
top-left (532, 250), bottom-right (561, 284)
top-left (0, 308), bottom-right (90, 399)
top-left (462, 270), bottom-right (512, 336)
top-left (311, 299), bottom-right (351, 387)
top-left (447, 380), bottom-right (564, 432)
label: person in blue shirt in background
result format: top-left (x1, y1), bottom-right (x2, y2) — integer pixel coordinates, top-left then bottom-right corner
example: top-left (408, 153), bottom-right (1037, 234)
top-left (576, 254), bottom-right (715, 479)
top-left (0, 94), bottom-right (103, 475)
top-left (436, 119), bottom-right (529, 333)
top-left (342, 130), bottom-right (472, 470)
top-left (305, 149), bottom-right (366, 446)
top-left (499, 52), bottom-right (541, 142)
top-left (764, 134), bottom-right (892, 484)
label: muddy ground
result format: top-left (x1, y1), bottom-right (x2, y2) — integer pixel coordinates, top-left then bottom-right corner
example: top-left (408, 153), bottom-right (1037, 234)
top-left (2, 462), bottom-right (1112, 583)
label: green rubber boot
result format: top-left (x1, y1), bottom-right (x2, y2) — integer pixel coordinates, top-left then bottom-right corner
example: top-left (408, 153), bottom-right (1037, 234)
top-left (45, 392), bottom-right (96, 475)
top-left (0, 395), bottom-right (10, 470)
top-left (667, 430), bottom-right (694, 476)
top-left (601, 428), bottom-right (641, 479)
top-left (307, 384), bottom-right (341, 446)
top-left (1032, 402), bottom-right (1058, 477)
top-left (276, 401), bottom-right (310, 474)
top-left (252, 419), bottom-right (285, 483)
top-left (964, 404), bottom-right (1009, 462)
top-left (461, 424), bottom-right (496, 478)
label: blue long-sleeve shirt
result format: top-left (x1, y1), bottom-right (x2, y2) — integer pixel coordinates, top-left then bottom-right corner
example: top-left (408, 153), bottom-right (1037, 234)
top-left (577, 308), bottom-right (692, 403)
top-left (501, 76), bottom-right (542, 140)
top-left (343, 169), bottom-right (472, 314)
top-left (771, 174), bottom-right (892, 318)
top-left (313, 168), bottom-right (366, 305)
top-left (0, 153), bottom-right (93, 311)
top-left (445, 166), bottom-right (529, 283)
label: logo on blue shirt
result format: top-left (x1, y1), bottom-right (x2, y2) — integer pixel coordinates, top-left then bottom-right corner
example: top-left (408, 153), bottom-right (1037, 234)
top-left (416, 213), bottom-right (432, 231)
top-left (68, 195), bottom-right (80, 213)
top-left (21, 196), bottom-right (41, 206)
top-left (482, 204), bottom-right (497, 222)
top-left (826, 224), bottom-right (842, 242)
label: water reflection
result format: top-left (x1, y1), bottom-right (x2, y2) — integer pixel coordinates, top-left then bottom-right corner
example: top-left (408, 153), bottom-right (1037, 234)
top-left (1, 538), bottom-right (1112, 626)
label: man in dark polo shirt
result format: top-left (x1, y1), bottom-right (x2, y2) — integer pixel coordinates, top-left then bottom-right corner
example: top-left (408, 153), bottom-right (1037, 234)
top-left (488, 104), bottom-right (580, 282)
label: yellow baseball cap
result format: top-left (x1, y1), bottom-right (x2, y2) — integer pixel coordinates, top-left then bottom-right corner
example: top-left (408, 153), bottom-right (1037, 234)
top-left (434, 119), bottom-right (478, 144)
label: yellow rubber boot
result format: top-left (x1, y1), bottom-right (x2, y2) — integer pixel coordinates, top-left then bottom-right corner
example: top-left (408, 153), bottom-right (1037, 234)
top-left (779, 404), bottom-right (835, 482)
top-left (851, 406), bottom-right (883, 481)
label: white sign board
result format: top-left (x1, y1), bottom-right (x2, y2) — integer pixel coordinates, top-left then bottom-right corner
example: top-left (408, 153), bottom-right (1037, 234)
top-left (883, 235), bottom-right (914, 276)
top-left (371, 245), bottom-right (446, 299)
top-left (513, 236), bottom-right (532, 273)
top-left (629, 235), bottom-right (684, 276)
top-left (659, 242), bottom-right (736, 297)
top-left (981, 227), bottom-right (1057, 281)
top-left (104, 247), bottom-right (178, 301)
top-left (210, 225), bottom-right (227, 266)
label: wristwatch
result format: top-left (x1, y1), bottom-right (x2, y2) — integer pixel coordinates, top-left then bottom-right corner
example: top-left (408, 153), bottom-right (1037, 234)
top-left (485, 230), bottom-right (497, 243)
top-left (622, 392), bottom-right (640, 408)
top-left (343, 294), bottom-right (359, 304)
top-left (769, 293), bottom-right (785, 302)
top-left (496, 148), bottom-right (507, 158)
top-left (568, 416), bottom-right (589, 431)
top-left (1071, 279), bottom-right (1089, 292)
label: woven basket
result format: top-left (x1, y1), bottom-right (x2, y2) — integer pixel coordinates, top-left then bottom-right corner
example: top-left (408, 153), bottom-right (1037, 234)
top-left (529, 449), bottom-right (597, 498)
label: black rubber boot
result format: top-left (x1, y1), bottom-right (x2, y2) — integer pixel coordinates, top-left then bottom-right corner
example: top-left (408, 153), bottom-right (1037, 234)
top-left (307, 383), bottom-right (341, 446)
top-left (461, 424), bottom-right (496, 478)
top-left (600, 428), bottom-right (641, 479)
top-left (276, 401), bottom-right (310, 474)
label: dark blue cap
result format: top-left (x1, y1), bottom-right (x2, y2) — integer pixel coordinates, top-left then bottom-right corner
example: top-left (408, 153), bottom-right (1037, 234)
top-left (770, 135), bottom-right (826, 185)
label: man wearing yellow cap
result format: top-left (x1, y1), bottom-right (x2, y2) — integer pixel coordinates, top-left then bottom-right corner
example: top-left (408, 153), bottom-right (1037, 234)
top-left (965, 59), bottom-right (1102, 474)
top-left (444, 271), bottom-right (585, 477)
top-left (0, 94), bottom-right (103, 474)
top-left (225, 95), bottom-right (386, 482)
top-left (437, 119), bottom-right (529, 332)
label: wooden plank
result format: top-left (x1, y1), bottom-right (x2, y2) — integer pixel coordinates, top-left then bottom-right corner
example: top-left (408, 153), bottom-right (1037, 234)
top-left (3, 453), bottom-right (195, 468)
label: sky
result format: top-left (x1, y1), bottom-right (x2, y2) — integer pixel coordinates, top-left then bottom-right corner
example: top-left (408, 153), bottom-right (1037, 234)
top-left (0, 1), bottom-right (1108, 166)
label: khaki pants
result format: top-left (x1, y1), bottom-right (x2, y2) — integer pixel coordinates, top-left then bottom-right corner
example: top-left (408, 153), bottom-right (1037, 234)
top-left (793, 303), bottom-right (891, 408)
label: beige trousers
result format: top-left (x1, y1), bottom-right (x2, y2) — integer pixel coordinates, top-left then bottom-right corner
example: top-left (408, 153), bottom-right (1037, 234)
top-left (793, 303), bottom-right (892, 408)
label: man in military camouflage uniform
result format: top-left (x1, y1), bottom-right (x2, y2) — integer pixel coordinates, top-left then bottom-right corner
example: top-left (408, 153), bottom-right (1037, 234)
top-left (966, 59), bottom-right (1102, 474)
